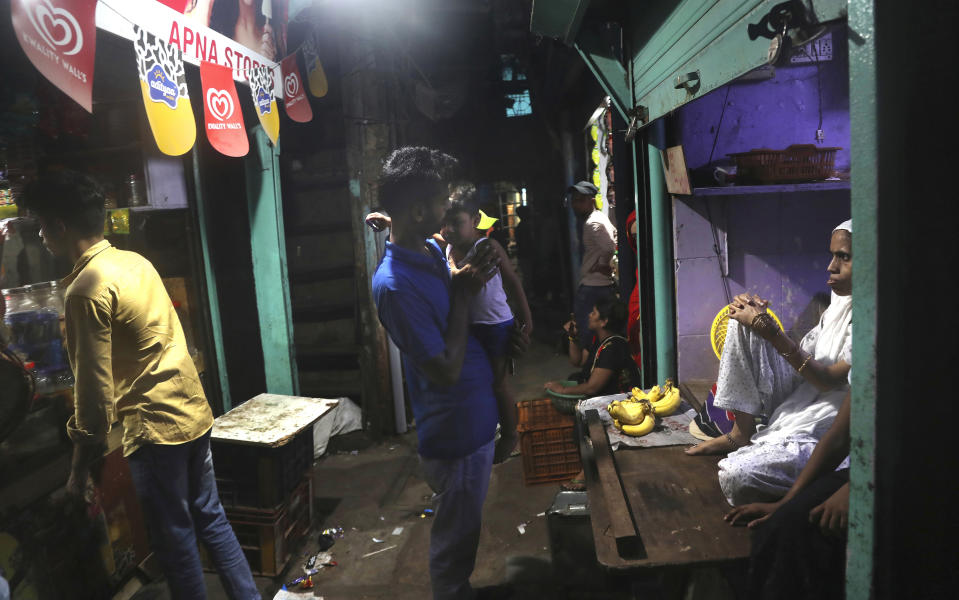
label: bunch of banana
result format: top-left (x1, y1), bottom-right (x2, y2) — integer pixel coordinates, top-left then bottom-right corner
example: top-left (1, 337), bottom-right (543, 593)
top-left (607, 397), bottom-right (651, 425)
top-left (609, 398), bottom-right (656, 437)
top-left (649, 378), bottom-right (681, 417)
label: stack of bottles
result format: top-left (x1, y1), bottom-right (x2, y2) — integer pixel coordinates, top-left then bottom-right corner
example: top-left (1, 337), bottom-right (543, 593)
top-left (2, 282), bottom-right (74, 395)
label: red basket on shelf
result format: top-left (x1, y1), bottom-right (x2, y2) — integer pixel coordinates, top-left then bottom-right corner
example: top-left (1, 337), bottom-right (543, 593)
top-left (728, 144), bottom-right (841, 184)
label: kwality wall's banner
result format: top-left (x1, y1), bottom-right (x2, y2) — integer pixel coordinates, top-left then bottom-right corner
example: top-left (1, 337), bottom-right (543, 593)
top-left (11, 0), bottom-right (98, 112)
top-left (200, 61), bottom-right (248, 157)
top-left (280, 53), bottom-right (312, 123)
top-left (134, 25), bottom-right (196, 156)
top-left (96, 0), bottom-right (283, 95)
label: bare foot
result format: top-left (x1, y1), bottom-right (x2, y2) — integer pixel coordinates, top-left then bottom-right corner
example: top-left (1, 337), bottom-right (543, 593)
top-left (685, 434), bottom-right (742, 456)
top-left (493, 432), bottom-right (519, 464)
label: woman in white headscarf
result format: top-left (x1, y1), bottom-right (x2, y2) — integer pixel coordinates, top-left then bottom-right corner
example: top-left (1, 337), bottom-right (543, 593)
top-left (686, 220), bottom-right (853, 506)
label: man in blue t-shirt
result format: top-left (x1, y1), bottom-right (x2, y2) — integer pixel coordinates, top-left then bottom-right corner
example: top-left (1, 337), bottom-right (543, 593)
top-left (371, 147), bottom-right (517, 600)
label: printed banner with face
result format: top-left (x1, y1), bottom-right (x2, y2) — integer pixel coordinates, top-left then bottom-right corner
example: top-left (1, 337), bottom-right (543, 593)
top-left (280, 53), bottom-right (312, 123)
top-left (134, 26), bottom-right (196, 156)
top-left (11, 0), bottom-right (97, 112)
top-left (199, 61), bottom-right (248, 157)
top-left (301, 32), bottom-right (328, 98)
top-left (249, 65), bottom-right (279, 145)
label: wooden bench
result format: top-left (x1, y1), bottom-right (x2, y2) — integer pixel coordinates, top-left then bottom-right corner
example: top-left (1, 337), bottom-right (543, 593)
top-left (580, 409), bottom-right (751, 571)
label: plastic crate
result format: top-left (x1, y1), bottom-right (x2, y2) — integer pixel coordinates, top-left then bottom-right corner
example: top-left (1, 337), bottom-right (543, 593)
top-left (517, 399), bottom-right (581, 486)
top-left (728, 144), bottom-right (841, 184)
top-left (204, 476), bottom-right (313, 576)
top-left (211, 430), bottom-right (313, 510)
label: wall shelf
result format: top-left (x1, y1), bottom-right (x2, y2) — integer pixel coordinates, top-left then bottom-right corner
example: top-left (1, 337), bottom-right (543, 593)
top-left (692, 180), bottom-right (851, 196)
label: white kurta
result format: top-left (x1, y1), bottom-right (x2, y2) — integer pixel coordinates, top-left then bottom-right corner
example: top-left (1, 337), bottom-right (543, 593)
top-left (715, 293), bottom-right (852, 506)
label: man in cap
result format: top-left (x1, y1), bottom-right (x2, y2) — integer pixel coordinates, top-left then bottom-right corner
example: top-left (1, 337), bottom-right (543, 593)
top-left (568, 181), bottom-right (617, 347)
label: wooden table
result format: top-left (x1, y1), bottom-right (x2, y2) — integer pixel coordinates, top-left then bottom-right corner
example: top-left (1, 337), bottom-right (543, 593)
top-left (580, 410), bottom-right (751, 571)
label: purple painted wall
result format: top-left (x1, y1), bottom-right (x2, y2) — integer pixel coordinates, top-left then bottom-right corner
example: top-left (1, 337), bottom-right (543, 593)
top-left (678, 24), bottom-right (850, 173)
top-left (671, 25), bottom-right (851, 383)
top-left (673, 192), bottom-right (850, 382)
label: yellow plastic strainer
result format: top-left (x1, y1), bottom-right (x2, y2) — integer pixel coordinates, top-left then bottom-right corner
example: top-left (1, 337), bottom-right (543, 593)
top-left (710, 305), bottom-right (784, 359)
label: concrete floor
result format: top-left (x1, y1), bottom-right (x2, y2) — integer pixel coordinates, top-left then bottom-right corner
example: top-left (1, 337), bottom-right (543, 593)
top-left (127, 338), bottom-right (743, 599)
top-left (131, 339), bottom-right (605, 600)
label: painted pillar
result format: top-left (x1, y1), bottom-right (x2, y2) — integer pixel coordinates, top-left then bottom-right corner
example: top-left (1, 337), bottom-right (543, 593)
top-left (845, 2), bottom-right (877, 598)
top-left (646, 120), bottom-right (676, 383)
top-left (244, 126), bottom-right (298, 396)
top-left (191, 149), bottom-right (232, 411)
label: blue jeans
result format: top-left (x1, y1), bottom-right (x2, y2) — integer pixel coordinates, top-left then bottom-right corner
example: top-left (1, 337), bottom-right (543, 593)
top-left (420, 440), bottom-right (495, 600)
top-left (574, 284), bottom-right (617, 347)
top-left (127, 431), bottom-right (259, 600)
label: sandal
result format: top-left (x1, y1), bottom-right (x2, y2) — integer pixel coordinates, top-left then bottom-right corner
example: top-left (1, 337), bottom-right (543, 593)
top-left (560, 478), bottom-right (587, 491)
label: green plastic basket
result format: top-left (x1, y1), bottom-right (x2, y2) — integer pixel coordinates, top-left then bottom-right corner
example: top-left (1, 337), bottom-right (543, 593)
top-left (546, 380), bottom-right (586, 415)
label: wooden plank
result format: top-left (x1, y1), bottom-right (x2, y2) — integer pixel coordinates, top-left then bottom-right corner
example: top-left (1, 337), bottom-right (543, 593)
top-left (211, 394), bottom-right (338, 448)
top-left (585, 409), bottom-right (642, 559)
top-left (586, 444), bottom-right (752, 570)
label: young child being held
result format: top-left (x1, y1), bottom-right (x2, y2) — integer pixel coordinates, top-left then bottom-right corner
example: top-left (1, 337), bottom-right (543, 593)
top-left (441, 185), bottom-right (532, 463)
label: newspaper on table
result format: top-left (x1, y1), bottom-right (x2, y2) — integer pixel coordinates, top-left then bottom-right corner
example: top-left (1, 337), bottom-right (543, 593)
top-left (576, 393), bottom-right (700, 451)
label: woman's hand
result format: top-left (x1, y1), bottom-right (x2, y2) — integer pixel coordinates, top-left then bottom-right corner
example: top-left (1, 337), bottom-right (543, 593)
top-left (563, 318), bottom-right (578, 339)
top-left (544, 381), bottom-right (564, 393)
top-left (259, 23), bottom-right (277, 60)
top-left (724, 500), bottom-right (781, 528)
top-left (809, 482), bottom-right (849, 537)
top-left (728, 293), bottom-right (775, 338)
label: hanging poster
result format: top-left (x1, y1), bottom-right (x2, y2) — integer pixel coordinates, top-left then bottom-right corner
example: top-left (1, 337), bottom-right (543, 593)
top-left (96, 0), bottom-right (287, 90)
top-left (301, 32), bottom-right (328, 98)
top-left (135, 25), bottom-right (196, 156)
top-left (11, 0), bottom-right (98, 112)
top-left (250, 65), bottom-right (279, 145)
top-left (200, 60), bottom-right (248, 157)
top-left (280, 53), bottom-right (312, 123)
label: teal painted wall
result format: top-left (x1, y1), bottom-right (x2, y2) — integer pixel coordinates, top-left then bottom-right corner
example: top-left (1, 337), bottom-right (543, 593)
top-left (245, 127), bottom-right (299, 396)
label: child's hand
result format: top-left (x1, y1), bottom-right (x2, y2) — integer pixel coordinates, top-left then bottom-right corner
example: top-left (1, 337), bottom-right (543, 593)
top-left (452, 240), bottom-right (499, 293)
top-left (365, 212), bottom-right (391, 232)
top-left (563, 319), bottom-right (577, 337)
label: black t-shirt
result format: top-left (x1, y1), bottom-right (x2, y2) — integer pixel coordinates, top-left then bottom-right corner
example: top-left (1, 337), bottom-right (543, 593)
top-left (579, 335), bottom-right (641, 396)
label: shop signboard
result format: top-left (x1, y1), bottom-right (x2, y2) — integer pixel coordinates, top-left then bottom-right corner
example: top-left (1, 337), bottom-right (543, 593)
top-left (11, 0), bottom-right (98, 112)
top-left (96, 0), bottom-right (289, 94)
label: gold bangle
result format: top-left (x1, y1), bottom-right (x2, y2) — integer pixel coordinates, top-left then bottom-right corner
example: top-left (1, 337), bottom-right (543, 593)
top-left (798, 354), bottom-right (813, 374)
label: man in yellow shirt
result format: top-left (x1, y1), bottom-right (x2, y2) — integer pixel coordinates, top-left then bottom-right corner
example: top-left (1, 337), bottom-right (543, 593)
top-left (21, 171), bottom-right (259, 600)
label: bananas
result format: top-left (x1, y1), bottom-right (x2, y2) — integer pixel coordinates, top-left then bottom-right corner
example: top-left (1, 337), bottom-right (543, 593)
top-left (609, 379), bottom-right (683, 436)
top-left (607, 397), bottom-right (650, 425)
top-left (615, 413), bottom-right (655, 436)
top-left (650, 379), bottom-right (681, 417)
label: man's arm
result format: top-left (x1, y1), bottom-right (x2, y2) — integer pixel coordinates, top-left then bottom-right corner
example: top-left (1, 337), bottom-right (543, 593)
top-left (64, 296), bottom-right (115, 496)
top-left (384, 242), bottom-right (498, 388)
